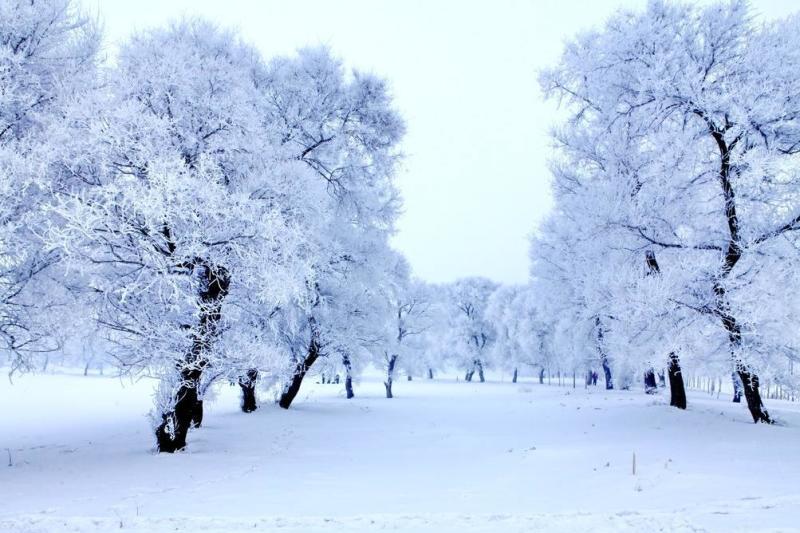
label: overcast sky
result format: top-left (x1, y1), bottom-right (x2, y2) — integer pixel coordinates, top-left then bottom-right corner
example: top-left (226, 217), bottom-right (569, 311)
top-left (95, 0), bottom-right (798, 284)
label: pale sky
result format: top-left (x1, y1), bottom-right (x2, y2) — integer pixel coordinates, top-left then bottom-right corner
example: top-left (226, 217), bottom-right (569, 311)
top-left (95, 0), bottom-right (798, 284)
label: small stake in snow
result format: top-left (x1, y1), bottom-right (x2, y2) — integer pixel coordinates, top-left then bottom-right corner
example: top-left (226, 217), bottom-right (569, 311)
top-left (632, 452), bottom-right (636, 476)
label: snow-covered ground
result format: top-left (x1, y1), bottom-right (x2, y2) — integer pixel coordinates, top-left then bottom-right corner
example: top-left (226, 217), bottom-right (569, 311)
top-left (1, 372), bottom-right (799, 532)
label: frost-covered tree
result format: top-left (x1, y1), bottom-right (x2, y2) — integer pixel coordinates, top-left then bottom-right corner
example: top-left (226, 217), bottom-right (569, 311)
top-left (538, 0), bottom-right (800, 421)
top-left (486, 285), bottom-right (521, 381)
top-left (0, 0), bottom-right (99, 373)
top-left (445, 277), bottom-right (498, 382)
top-left (47, 21), bottom-right (312, 452)
top-left (374, 255), bottom-right (432, 398)
top-left (256, 48), bottom-right (405, 410)
top-left (486, 285), bottom-right (550, 383)
top-left (412, 283), bottom-right (451, 380)
top-left (529, 207), bottom-right (614, 388)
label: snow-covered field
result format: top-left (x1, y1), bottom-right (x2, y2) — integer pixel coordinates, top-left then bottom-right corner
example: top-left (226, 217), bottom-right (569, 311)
top-left (1, 373), bottom-right (799, 532)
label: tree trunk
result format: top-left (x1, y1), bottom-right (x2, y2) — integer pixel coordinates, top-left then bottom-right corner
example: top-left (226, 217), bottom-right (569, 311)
top-left (239, 368), bottom-right (258, 413)
top-left (476, 359), bottom-right (485, 382)
top-left (667, 353), bottom-right (686, 409)
top-left (512, 368), bottom-right (518, 383)
top-left (190, 398), bottom-right (204, 428)
top-left (719, 310), bottom-right (770, 422)
top-left (644, 369), bottom-right (658, 394)
top-left (539, 367), bottom-right (544, 384)
top-left (407, 375), bottom-right (412, 381)
top-left (343, 354), bottom-right (354, 399)
top-left (738, 368), bottom-right (771, 424)
top-left (601, 358), bottom-right (613, 390)
top-left (384, 354), bottom-right (397, 399)
top-left (707, 127), bottom-right (770, 423)
top-left (427, 368), bottom-right (434, 380)
top-left (278, 334), bottom-right (320, 409)
top-left (465, 367), bottom-right (474, 382)
top-left (155, 263), bottom-right (230, 453)
top-left (732, 371), bottom-right (743, 403)
top-left (156, 383), bottom-right (197, 453)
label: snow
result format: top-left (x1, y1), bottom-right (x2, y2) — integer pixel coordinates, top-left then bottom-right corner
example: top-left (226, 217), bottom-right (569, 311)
top-left (2, 373), bottom-right (799, 532)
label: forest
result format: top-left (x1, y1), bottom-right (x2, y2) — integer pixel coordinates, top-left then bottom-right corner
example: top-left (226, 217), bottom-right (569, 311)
top-left (2, 1), bottom-right (799, 531)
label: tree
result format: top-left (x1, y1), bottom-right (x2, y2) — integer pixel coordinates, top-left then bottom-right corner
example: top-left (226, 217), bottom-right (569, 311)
top-left (486, 285), bottom-right (546, 383)
top-left (446, 278), bottom-right (498, 383)
top-left (47, 20), bottom-right (312, 451)
top-left (0, 0), bottom-right (99, 375)
top-left (375, 256), bottom-right (432, 398)
top-left (260, 47), bottom-right (405, 410)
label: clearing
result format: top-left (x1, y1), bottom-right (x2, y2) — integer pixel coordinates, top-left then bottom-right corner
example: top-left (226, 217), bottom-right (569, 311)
top-left (1, 372), bottom-right (798, 532)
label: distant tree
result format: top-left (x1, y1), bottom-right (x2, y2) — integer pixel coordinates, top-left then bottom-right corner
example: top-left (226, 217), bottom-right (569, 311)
top-left (374, 256), bottom-right (432, 398)
top-left (446, 278), bottom-right (498, 383)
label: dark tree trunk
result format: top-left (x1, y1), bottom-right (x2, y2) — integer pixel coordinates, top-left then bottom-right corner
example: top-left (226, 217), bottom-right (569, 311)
top-left (538, 367), bottom-right (544, 384)
top-left (512, 368), bottom-right (518, 383)
top-left (667, 353), bottom-right (687, 409)
top-left (191, 371), bottom-right (221, 428)
top-left (738, 368), bottom-right (771, 424)
top-left (278, 334), bottom-right (320, 409)
top-left (155, 263), bottom-right (230, 453)
top-left (601, 358), bottom-right (613, 390)
top-left (407, 375), bottom-right (412, 381)
top-left (239, 368), bottom-right (258, 413)
top-left (343, 354), bottom-right (354, 399)
top-left (384, 354), bottom-right (398, 399)
top-left (156, 384), bottom-right (197, 453)
top-left (706, 126), bottom-right (770, 423)
top-left (717, 307), bottom-right (770, 422)
top-left (476, 359), bottom-right (485, 382)
top-left (465, 367), bottom-right (474, 382)
top-left (191, 399), bottom-right (204, 428)
top-left (732, 371), bottom-right (743, 403)
top-left (644, 369), bottom-right (658, 394)
top-left (427, 368), bottom-right (434, 380)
